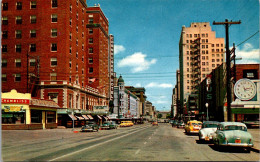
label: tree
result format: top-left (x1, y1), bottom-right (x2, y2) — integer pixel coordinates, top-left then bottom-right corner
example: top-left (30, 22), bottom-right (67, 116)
top-left (157, 114), bottom-right (162, 118)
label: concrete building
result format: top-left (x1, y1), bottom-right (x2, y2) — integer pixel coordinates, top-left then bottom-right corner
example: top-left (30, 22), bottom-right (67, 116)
top-left (112, 76), bottom-right (140, 119)
top-left (179, 22), bottom-right (225, 117)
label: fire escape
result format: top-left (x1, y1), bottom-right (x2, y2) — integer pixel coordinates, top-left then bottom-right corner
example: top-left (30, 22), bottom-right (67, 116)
top-left (191, 38), bottom-right (201, 94)
top-left (27, 55), bottom-right (40, 97)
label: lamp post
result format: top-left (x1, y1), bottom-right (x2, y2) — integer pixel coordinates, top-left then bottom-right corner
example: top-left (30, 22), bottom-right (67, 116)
top-left (205, 103), bottom-right (209, 121)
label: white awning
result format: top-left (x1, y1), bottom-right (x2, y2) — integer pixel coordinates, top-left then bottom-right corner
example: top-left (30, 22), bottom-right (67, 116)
top-left (82, 115), bottom-right (89, 120)
top-left (97, 115), bottom-right (102, 120)
top-left (75, 115), bottom-right (84, 120)
top-left (87, 115), bottom-right (94, 120)
top-left (68, 114), bottom-right (77, 120)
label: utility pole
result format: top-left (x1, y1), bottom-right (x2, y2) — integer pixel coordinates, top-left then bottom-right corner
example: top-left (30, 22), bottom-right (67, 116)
top-left (213, 19), bottom-right (241, 122)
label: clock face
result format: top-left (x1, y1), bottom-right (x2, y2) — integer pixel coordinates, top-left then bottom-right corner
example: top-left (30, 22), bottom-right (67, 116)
top-left (234, 79), bottom-right (256, 100)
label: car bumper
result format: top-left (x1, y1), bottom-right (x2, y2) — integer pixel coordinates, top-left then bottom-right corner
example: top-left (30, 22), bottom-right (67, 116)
top-left (100, 126), bottom-right (109, 129)
top-left (189, 130), bottom-right (199, 133)
top-left (220, 142), bottom-right (254, 147)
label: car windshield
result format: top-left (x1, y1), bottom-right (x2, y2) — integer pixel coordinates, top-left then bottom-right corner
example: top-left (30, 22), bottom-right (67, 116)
top-left (224, 125), bottom-right (247, 131)
top-left (192, 123), bottom-right (200, 126)
top-left (203, 124), bottom-right (218, 128)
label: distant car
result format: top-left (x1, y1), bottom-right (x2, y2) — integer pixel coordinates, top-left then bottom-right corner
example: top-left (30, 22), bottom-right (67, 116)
top-left (81, 121), bottom-right (99, 132)
top-left (108, 121), bottom-right (118, 129)
top-left (100, 121), bottom-right (110, 130)
top-left (198, 121), bottom-right (219, 141)
top-left (177, 121), bottom-right (185, 128)
top-left (171, 120), bottom-right (178, 127)
top-left (212, 122), bottom-right (254, 153)
top-left (152, 121), bottom-right (159, 126)
top-left (185, 120), bottom-right (202, 134)
top-left (120, 121), bottom-right (133, 127)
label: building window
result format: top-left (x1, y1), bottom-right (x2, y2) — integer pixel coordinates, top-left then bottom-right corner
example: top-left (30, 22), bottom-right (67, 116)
top-left (69, 46), bottom-right (72, 54)
top-left (16, 2), bottom-right (22, 10)
top-left (82, 68), bottom-right (84, 74)
top-left (82, 56), bottom-right (84, 62)
top-left (70, 18), bottom-right (72, 26)
top-left (2, 74), bottom-right (7, 82)
top-left (16, 44), bottom-right (21, 53)
top-left (2, 16), bottom-right (8, 25)
top-left (30, 30), bottom-right (36, 38)
top-left (89, 18), bottom-right (93, 24)
top-left (30, 59), bottom-right (36, 66)
top-left (69, 75), bottom-right (72, 82)
top-left (51, 58), bottom-right (57, 66)
top-left (2, 59), bottom-right (7, 67)
top-left (69, 94), bottom-right (72, 108)
top-left (2, 31), bottom-right (8, 39)
top-left (82, 44), bottom-right (84, 50)
top-left (16, 30), bottom-right (22, 39)
top-left (30, 44), bottom-right (36, 52)
top-left (82, 32), bottom-right (84, 38)
top-left (89, 58), bottom-right (93, 64)
top-left (76, 25), bottom-right (78, 32)
top-left (31, 1), bottom-right (37, 9)
top-left (76, 12), bottom-right (78, 19)
top-left (70, 4), bottom-right (72, 12)
top-left (16, 16), bottom-right (22, 24)
top-left (51, 14), bottom-right (57, 22)
top-left (15, 74), bottom-right (21, 82)
top-left (89, 67), bottom-right (93, 73)
top-left (69, 60), bottom-right (72, 68)
top-left (2, 45), bottom-right (7, 53)
top-left (47, 111), bottom-right (56, 123)
top-left (69, 32), bottom-right (72, 40)
top-left (31, 110), bottom-right (42, 123)
top-left (2, 2), bottom-right (8, 10)
top-left (76, 38), bottom-right (78, 45)
top-left (15, 59), bottom-right (22, 67)
top-left (216, 44), bottom-right (219, 47)
top-left (217, 59), bottom-right (220, 62)
top-left (89, 48), bottom-right (93, 54)
top-left (51, 29), bottom-right (57, 37)
top-left (30, 15), bottom-right (37, 23)
top-left (82, 19), bottom-right (84, 26)
top-left (89, 38), bottom-right (93, 44)
top-left (50, 73), bottom-right (57, 81)
top-left (89, 29), bottom-right (93, 34)
top-left (76, 64), bottom-right (78, 72)
top-left (52, 0), bottom-right (58, 8)
top-left (51, 43), bottom-right (57, 51)
top-left (76, 51), bottom-right (78, 58)
top-left (212, 64), bottom-right (215, 67)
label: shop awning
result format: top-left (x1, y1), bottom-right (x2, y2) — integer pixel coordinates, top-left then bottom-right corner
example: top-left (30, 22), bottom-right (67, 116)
top-left (87, 115), bottom-right (94, 120)
top-left (103, 116), bottom-right (109, 120)
top-left (75, 115), bottom-right (84, 120)
top-left (97, 115), bottom-right (102, 120)
top-left (68, 114), bottom-right (77, 120)
top-left (82, 115), bottom-right (89, 120)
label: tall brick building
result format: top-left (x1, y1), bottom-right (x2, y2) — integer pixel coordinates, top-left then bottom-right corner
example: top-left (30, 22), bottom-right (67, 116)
top-left (86, 5), bottom-right (110, 106)
top-left (1, 0), bottom-right (109, 112)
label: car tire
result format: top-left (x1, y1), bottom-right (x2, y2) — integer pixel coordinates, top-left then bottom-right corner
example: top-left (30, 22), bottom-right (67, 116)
top-left (245, 148), bottom-right (251, 153)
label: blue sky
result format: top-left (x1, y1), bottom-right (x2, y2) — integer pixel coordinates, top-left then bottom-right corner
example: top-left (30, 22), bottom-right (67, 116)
top-left (87, 0), bottom-right (259, 111)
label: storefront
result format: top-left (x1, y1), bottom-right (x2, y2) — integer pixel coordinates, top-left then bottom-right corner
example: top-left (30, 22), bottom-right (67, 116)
top-left (2, 89), bottom-right (59, 130)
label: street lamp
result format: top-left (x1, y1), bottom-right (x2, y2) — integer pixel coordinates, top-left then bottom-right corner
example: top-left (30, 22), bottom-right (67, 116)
top-left (205, 103), bottom-right (209, 121)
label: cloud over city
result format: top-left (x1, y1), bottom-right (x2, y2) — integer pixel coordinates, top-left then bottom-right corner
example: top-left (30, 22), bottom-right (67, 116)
top-left (235, 43), bottom-right (260, 64)
top-left (114, 45), bottom-right (125, 55)
top-left (145, 82), bottom-right (173, 88)
top-left (118, 52), bottom-right (157, 72)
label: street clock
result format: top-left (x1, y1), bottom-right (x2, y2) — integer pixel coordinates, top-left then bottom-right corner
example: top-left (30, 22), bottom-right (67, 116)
top-left (234, 79), bottom-right (257, 101)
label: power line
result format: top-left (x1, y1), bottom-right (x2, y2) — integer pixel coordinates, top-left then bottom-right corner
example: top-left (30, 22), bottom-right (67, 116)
top-left (236, 30), bottom-right (259, 47)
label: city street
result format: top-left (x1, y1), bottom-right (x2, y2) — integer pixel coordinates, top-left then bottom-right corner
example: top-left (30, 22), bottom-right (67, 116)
top-left (2, 123), bottom-right (259, 161)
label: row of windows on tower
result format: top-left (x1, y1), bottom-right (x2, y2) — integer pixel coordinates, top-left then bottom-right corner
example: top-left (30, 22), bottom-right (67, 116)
top-left (2, 0), bottom-right (57, 11)
top-left (2, 44), bottom-right (57, 53)
top-left (2, 29), bottom-right (57, 39)
top-left (2, 14), bottom-right (58, 25)
top-left (2, 58), bottom-right (57, 68)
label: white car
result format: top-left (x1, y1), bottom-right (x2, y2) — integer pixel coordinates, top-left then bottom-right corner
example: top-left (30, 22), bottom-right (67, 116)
top-left (199, 121), bottom-right (219, 141)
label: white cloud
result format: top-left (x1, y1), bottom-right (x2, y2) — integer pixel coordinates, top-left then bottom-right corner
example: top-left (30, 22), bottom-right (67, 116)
top-left (114, 45), bottom-right (125, 55)
top-left (235, 43), bottom-right (260, 64)
top-left (118, 52), bottom-right (157, 72)
top-left (135, 83), bottom-right (142, 87)
top-left (146, 82), bottom-right (173, 88)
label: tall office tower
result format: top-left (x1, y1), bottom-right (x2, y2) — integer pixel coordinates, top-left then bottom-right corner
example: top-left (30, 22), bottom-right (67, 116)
top-left (86, 5), bottom-right (110, 106)
top-left (179, 22), bottom-right (225, 104)
top-left (1, 0), bottom-right (106, 110)
top-left (109, 34), bottom-right (115, 101)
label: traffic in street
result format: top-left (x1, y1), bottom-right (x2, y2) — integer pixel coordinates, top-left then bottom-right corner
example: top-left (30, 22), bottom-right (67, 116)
top-left (2, 122), bottom-right (259, 161)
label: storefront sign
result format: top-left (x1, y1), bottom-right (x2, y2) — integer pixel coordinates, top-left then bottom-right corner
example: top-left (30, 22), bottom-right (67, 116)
top-left (3, 106), bottom-right (24, 112)
top-left (93, 106), bottom-right (109, 112)
top-left (1, 99), bottom-right (30, 104)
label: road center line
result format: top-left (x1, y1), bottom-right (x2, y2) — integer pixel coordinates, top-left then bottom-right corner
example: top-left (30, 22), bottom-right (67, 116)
top-left (49, 125), bottom-right (150, 161)
top-left (135, 149), bottom-right (141, 155)
top-left (144, 142), bottom-right (147, 144)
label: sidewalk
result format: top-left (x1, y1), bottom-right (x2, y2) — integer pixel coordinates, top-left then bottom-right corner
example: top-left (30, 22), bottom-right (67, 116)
top-left (248, 128), bottom-right (260, 153)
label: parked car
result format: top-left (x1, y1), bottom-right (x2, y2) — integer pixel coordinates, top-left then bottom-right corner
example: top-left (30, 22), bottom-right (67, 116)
top-left (198, 121), bottom-right (219, 141)
top-left (171, 120), bottom-right (178, 127)
top-left (212, 122), bottom-right (254, 152)
top-left (100, 121), bottom-right (110, 130)
top-left (177, 121), bottom-right (185, 128)
top-left (120, 121), bottom-right (133, 127)
top-left (108, 121), bottom-right (118, 129)
top-left (152, 121), bottom-right (159, 126)
top-left (81, 121), bottom-right (99, 132)
top-left (185, 120), bottom-right (202, 134)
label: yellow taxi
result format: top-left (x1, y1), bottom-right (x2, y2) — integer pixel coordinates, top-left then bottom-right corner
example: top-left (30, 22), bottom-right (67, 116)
top-left (185, 120), bottom-right (202, 134)
top-left (119, 121), bottom-right (134, 127)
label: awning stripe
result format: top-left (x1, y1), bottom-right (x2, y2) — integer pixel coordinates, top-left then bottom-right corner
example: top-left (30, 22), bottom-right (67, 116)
top-left (97, 115), bottom-right (102, 120)
top-left (68, 114), bottom-right (77, 120)
top-left (87, 115), bottom-right (94, 120)
top-left (75, 115), bottom-right (85, 120)
top-left (82, 115), bottom-right (89, 120)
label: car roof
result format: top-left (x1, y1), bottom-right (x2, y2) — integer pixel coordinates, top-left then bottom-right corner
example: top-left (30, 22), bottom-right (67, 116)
top-left (203, 121), bottom-right (219, 124)
top-left (219, 122), bottom-right (247, 127)
top-left (189, 120), bottom-right (202, 123)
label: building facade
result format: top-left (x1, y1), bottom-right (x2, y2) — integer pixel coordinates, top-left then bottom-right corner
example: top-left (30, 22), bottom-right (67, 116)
top-left (179, 22), bottom-right (225, 117)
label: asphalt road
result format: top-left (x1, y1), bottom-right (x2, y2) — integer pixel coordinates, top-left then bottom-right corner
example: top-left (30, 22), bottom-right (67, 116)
top-left (2, 123), bottom-right (259, 161)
